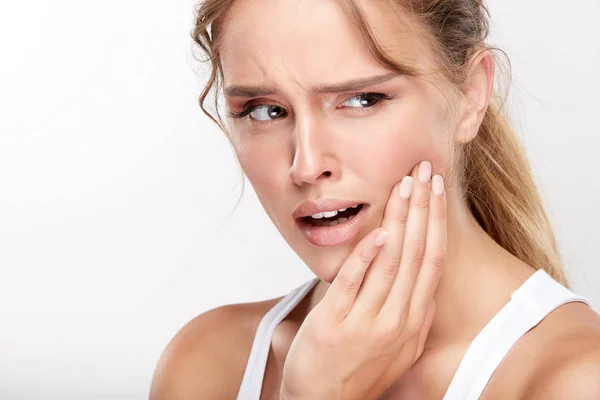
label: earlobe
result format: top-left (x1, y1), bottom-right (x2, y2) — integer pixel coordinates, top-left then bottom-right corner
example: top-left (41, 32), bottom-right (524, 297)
top-left (455, 49), bottom-right (495, 144)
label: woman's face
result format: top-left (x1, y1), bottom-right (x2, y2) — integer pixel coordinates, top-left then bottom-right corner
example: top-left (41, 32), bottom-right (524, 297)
top-left (219, 0), bottom-right (459, 282)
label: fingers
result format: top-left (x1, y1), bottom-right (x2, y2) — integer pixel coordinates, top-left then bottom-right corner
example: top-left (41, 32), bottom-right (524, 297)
top-left (349, 176), bottom-right (413, 317)
top-left (408, 174), bottom-right (447, 324)
top-left (379, 161), bottom-right (433, 320)
top-left (321, 160), bottom-right (447, 329)
top-left (321, 227), bottom-right (390, 319)
top-left (412, 302), bottom-right (436, 364)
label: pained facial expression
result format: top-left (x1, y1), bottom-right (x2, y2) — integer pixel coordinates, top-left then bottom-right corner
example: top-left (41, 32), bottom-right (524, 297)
top-left (219, 0), bottom-right (459, 282)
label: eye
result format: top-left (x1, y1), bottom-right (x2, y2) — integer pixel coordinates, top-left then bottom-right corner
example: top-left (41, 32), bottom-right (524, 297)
top-left (340, 92), bottom-right (392, 109)
top-left (251, 104), bottom-right (286, 121)
top-left (228, 104), bottom-right (287, 121)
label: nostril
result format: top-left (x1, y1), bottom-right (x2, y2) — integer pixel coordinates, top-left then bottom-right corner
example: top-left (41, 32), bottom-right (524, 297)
top-left (323, 171), bottom-right (332, 177)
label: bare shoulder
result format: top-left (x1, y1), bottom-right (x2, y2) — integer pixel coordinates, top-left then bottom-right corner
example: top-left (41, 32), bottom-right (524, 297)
top-left (519, 302), bottom-right (600, 399)
top-left (149, 296), bottom-right (282, 400)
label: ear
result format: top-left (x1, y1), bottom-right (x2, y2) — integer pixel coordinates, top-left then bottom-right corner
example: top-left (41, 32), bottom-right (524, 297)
top-left (455, 49), bottom-right (495, 144)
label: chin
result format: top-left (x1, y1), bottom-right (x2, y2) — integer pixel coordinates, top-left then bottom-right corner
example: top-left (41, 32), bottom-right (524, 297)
top-left (301, 247), bottom-right (353, 284)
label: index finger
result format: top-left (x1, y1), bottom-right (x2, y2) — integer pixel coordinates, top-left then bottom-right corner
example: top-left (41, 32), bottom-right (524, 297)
top-left (320, 227), bottom-right (390, 319)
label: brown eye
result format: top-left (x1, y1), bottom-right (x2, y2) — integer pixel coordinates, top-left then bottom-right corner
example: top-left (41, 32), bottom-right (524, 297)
top-left (341, 92), bottom-right (391, 109)
top-left (249, 104), bottom-right (287, 121)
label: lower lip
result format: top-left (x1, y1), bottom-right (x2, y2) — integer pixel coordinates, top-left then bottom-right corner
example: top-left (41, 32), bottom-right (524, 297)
top-left (295, 205), bottom-right (370, 247)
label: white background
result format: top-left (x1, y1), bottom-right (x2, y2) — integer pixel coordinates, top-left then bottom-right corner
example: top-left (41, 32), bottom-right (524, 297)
top-left (0, 0), bottom-right (598, 398)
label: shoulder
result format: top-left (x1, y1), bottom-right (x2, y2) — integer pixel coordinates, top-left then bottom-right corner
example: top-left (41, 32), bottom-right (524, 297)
top-left (519, 302), bottom-right (600, 399)
top-left (149, 296), bottom-right (282, 400)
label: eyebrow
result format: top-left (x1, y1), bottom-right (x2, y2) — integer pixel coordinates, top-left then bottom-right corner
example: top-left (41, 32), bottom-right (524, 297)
top-left (224, 71), bottom-right (404, 98)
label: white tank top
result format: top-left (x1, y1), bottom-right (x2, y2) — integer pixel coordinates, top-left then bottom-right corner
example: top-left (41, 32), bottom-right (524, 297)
top-left (236, 269), bottom-right (591, 399)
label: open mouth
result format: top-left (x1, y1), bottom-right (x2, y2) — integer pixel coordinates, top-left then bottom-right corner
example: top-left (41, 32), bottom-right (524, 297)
top-left (295, 203), bottom-right (369, 247)
top-left (300, 204), bottom-right (364, 227)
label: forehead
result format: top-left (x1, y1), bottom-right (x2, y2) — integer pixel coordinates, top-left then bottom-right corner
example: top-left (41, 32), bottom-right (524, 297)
top-left (218, 0), bottom-right (431, 91)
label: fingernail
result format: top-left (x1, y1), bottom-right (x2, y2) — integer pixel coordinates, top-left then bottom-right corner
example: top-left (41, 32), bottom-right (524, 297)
top-left (374, 230), bottom-right (390, 247)
top-left (418, 161), bottom-right (432, 183)
top-left (432, 174), bottom-right (445, 196)
top-left (398, 176), bottom-right (414, 199)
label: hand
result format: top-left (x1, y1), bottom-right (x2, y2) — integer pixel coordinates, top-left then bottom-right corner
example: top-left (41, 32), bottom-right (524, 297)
top-left (280, 160), bottom-right (447, 400)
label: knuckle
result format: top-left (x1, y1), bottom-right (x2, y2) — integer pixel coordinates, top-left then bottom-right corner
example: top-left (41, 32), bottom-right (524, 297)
top-left (412, 250), bottom-right (426, 265)
top-left (387, 314), bottom-right (408, 333)
top-left (358, 248), bottom-right (374, 265)
top-left (408, 239), bottom-right (426, 264)
top-left (407, 237), bottom-right (426, 252)
top-left (430, 246), bottom-right (448, 270)
top-left (374, 322), bottom-right (400, 343)
top-left (380, 256), bottom-right (401, 276)
top-left (393, 210), bottom-right (409, 223)
top-left (433, 202), bottom-right (447, 220)
top-left (405, 320), bottom-right (422, 337)
top-left (401, 313), bottom-right (421, 336)
top-left (337, 273), bottom-right (362, 294)
top-left (412, 195), bottom-right (429, 209)
top-left (375, 312), bottom-right (409, 340)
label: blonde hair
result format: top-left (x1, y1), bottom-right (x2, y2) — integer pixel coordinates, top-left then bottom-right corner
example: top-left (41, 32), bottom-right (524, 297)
top-left (191, 0), bottom-right (569, 286)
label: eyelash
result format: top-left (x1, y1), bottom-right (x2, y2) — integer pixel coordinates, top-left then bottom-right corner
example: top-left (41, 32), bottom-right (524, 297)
top-left (227, 92), bottom-right (393, 121)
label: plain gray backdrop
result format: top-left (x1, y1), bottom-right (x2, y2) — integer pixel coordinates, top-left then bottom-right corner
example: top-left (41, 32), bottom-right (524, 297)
top-left (0, 0), bottom-right (598, 398)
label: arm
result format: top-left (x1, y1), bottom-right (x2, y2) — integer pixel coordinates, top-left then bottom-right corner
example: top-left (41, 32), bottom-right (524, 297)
top-left (523, 341), bottom-right (600, 400)
top-left (149, 305), bottom-right (246, 400)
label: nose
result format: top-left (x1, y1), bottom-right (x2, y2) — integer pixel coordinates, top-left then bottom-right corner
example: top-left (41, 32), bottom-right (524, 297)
top-left (289, 113), bottom-right (341, 187)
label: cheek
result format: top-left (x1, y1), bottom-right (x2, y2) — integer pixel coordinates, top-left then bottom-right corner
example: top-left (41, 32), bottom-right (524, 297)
top-left (234, 132), bottom-right (281, 184)
top-left (357, 134), bottom-right (430, 181)
top-left (346, 107), bottom-right (446, 185)
top-left (234, 138), bottom-right (290, 220)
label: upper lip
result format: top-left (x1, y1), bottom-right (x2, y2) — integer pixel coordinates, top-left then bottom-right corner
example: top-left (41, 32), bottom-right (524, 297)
top-left (293, 198), bottom-right (364, 219)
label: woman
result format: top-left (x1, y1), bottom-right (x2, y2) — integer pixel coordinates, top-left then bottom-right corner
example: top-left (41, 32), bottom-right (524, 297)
top-left (151, 0), bottom-right (600, 398)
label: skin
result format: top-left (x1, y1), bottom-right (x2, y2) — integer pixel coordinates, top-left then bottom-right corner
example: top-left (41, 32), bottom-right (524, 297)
top-left (278, 165), bottom-right (446, 399)
top-left (150, 0), bottom-right (600, 399)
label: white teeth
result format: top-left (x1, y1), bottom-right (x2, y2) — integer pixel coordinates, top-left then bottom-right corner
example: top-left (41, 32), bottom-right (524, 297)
top-left (310, 206), bottom-right (356, 219)
top-left (309, 204), bottom-right (362, 221)
top-left (321, 210), bottom-right (339, 218)
top-left (310, 215), bottom-right (355, 227)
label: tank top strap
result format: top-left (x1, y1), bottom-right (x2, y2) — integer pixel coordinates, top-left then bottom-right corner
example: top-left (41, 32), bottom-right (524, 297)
top-left (237, 277), bottom-right (320, 400)
top-left (442, 269), bottom-right (591, 400)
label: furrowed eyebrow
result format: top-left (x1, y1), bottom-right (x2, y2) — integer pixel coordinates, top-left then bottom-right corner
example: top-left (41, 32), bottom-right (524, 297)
top-left (224, 71), bottom-right (407, 98)
top-left (311, 71), bottom-right (403, 94)
top-left (224, 85), bottom-right (274, 98)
